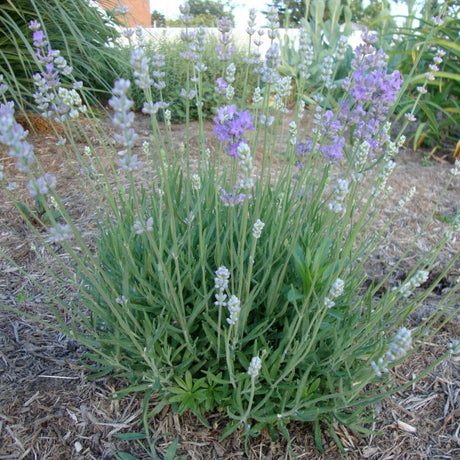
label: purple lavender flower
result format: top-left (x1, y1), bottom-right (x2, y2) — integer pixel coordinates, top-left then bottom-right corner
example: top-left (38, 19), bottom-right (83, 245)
top-left (142, 101), bottom-right (169, 115)
top-left (130, 48), bottom-right (153, 89)
top-left (321, 137), bottom-right (345, 162)
top-left (0, 101), bottom-right (35, 172)
top-left (27, 173), bottom-right (56, 197)
top-left (215, 77), bottom-right (228, 94)
top-left (114, 5), bottom-right (130, 14)
top-left (179, 2), bottom-right (193, 24)
top-left (302, 30), bottom-right (402, 165)
top-left (109, 79), bottom-right (139, 150)
top-left (214, 105), bottom-right (254, 157)
top-left (261, 43), bottom-right (281, 83)
top-left (216, 17), bottom-right (235, 61)
top-left (296, 140), bottom-right (313, 168)
top-left (118, 154), bottom-right (143, 172)
top-left (339, 30), bottom-right (402, 152)
top-left (190, 27), bottom-right (207, 66)
top-left (298, 27), bottom-right (314, 79)
top-left (47, 223), bottom-right (72, 243)
top-left (28, 20), bottom-right (86, 122)
top-left (246, 8), bottom-right (257, 36)
top-left (219, 188), bottom-right (246, 207)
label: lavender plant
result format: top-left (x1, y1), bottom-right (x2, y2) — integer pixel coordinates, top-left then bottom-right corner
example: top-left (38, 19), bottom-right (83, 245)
top-left (278, 0), bottom-right (354, 103)
top-left (1, 5), bottom-right (459, 454)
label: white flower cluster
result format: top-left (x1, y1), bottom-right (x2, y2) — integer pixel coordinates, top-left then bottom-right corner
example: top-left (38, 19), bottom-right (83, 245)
top-left (372, 159), bottom-right (396, 196)
top-left (0, 74), bottom-right (8, 96)
top-left (297, 99), bottom-right (306, 120)
top-left (191, 174), bottom-right (201, 191)
top-left (225, 63), bottom-right (236, 101)
top-left (354, 141), bottom-right (370, 170)
top-left (450, 159), bottom-right (460, 177)
top-left (328, 179), bottom-right (349, 213)
top-left (273, 76), bottom-right (292, 113)
top-left (252, 87), bottom-right (263, 106)
top-left (404, 113), bottom-right (416, 122)
top-left (226, 295), bottom-right (241, 325)
top-left (320, 56), bottom-right (335, 86)
top-left (371, 327), bottom-right (412, 377)
top-left (334, 35), bottom-right (349, 61)
top-left (298, 27), bottom-right (314, 79)
top-left (289, 121), bottom-right (297, 146)
top-left (324, 278), bottom-right (344, 309)
top-left (214, 266), bottom-right (230, 292)
top-left (238, 143), bottom-right (253, 173)
top-left (214, 266), bottom-right (241, 326)
top-left (247, 356), bottom-right (262, 379)
top-left (164, 109), bottom-right (171, 126)
top-left (396, 186), bottom-right (416, 212)
top-left (399, 270), bottom-right (429, 298)
top-left (57, 87), bottom-right (86, 119)
top-left (259, 114), bottom-right (274, 127)
top-left (252, 219), bottom-right (265, 239)
top-left (115, 295), bottom-right (128, 306)
top-left (424, 48), bottom-right (445, 81)
top-left (352, 141), bottom-right (371, 182)
top-left (133, 217), bottom-right (153, 235)
top-left (238, 143), bottom-right (254, 189)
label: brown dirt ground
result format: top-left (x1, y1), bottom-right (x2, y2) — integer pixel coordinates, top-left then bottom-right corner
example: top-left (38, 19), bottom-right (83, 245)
top-left (0, 113), bottom-right (459, 459)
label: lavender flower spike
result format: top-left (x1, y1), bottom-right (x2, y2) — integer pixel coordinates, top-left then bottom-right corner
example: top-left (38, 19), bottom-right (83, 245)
top-left (216, 17), bottom-right (234, 61)
top-left (247, 356), bottom-right (262, 379)
top-left (371, 327), bottom-right (412, 377)
top-left (47, 223), bottom-right (71, 243)
top-left (226, 295), bottom-right (241, 325)
top-left (29, 20), bottom-right (86, 122)
top-left (109, 79), bottom-right (139, 150)
top-left (219, 189), bottom-right (246, 207)
top-left (27, 173), bottom-right (56, 197)
top-left (0, 102), bottom-right (35, 172)
top-left (214, 105), bottom-right (253, 157)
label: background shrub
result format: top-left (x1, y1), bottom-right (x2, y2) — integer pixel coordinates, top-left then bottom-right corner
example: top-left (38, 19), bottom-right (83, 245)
top-left (279, 0), bottom-right (354, 102)
top-left (385, 1), bottom-right (460, 158)
top-left (123, 35), bottom-right (259, 122)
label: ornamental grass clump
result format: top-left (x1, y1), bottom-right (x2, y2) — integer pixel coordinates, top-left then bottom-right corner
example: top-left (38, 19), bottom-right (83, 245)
top-left (1, 5), bottom-right (459, 454)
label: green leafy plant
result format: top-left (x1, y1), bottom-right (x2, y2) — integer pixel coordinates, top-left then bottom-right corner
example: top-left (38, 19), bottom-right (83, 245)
top-left (386, 1), bottom-right (460, 157)
top-left (278, 0), bottom-right (354, 106)
top-left (16, 194), bottom-right (62, 227)
top-left (1, 4), bottom-right (459, 456)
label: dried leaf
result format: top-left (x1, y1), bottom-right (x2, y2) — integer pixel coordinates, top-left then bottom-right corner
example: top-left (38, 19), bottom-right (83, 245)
top-left (397, 420), bottom-right (417, 433)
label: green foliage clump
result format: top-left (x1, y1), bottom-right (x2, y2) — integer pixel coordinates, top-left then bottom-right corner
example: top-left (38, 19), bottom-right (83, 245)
top-left (1, 4), bottom-right (459, 456)
top-left (278, 0), bottom-right (354, 103)
top-left (0, 0), bottom-right (123, 112)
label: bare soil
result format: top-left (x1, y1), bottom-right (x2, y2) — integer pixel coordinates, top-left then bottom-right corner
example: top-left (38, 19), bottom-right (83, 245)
top-left (0, 114), bottom-right (459, 459)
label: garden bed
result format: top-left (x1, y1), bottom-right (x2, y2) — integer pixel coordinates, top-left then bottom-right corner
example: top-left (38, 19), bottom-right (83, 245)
top-left (0, 114), bottom-right (459, 459)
